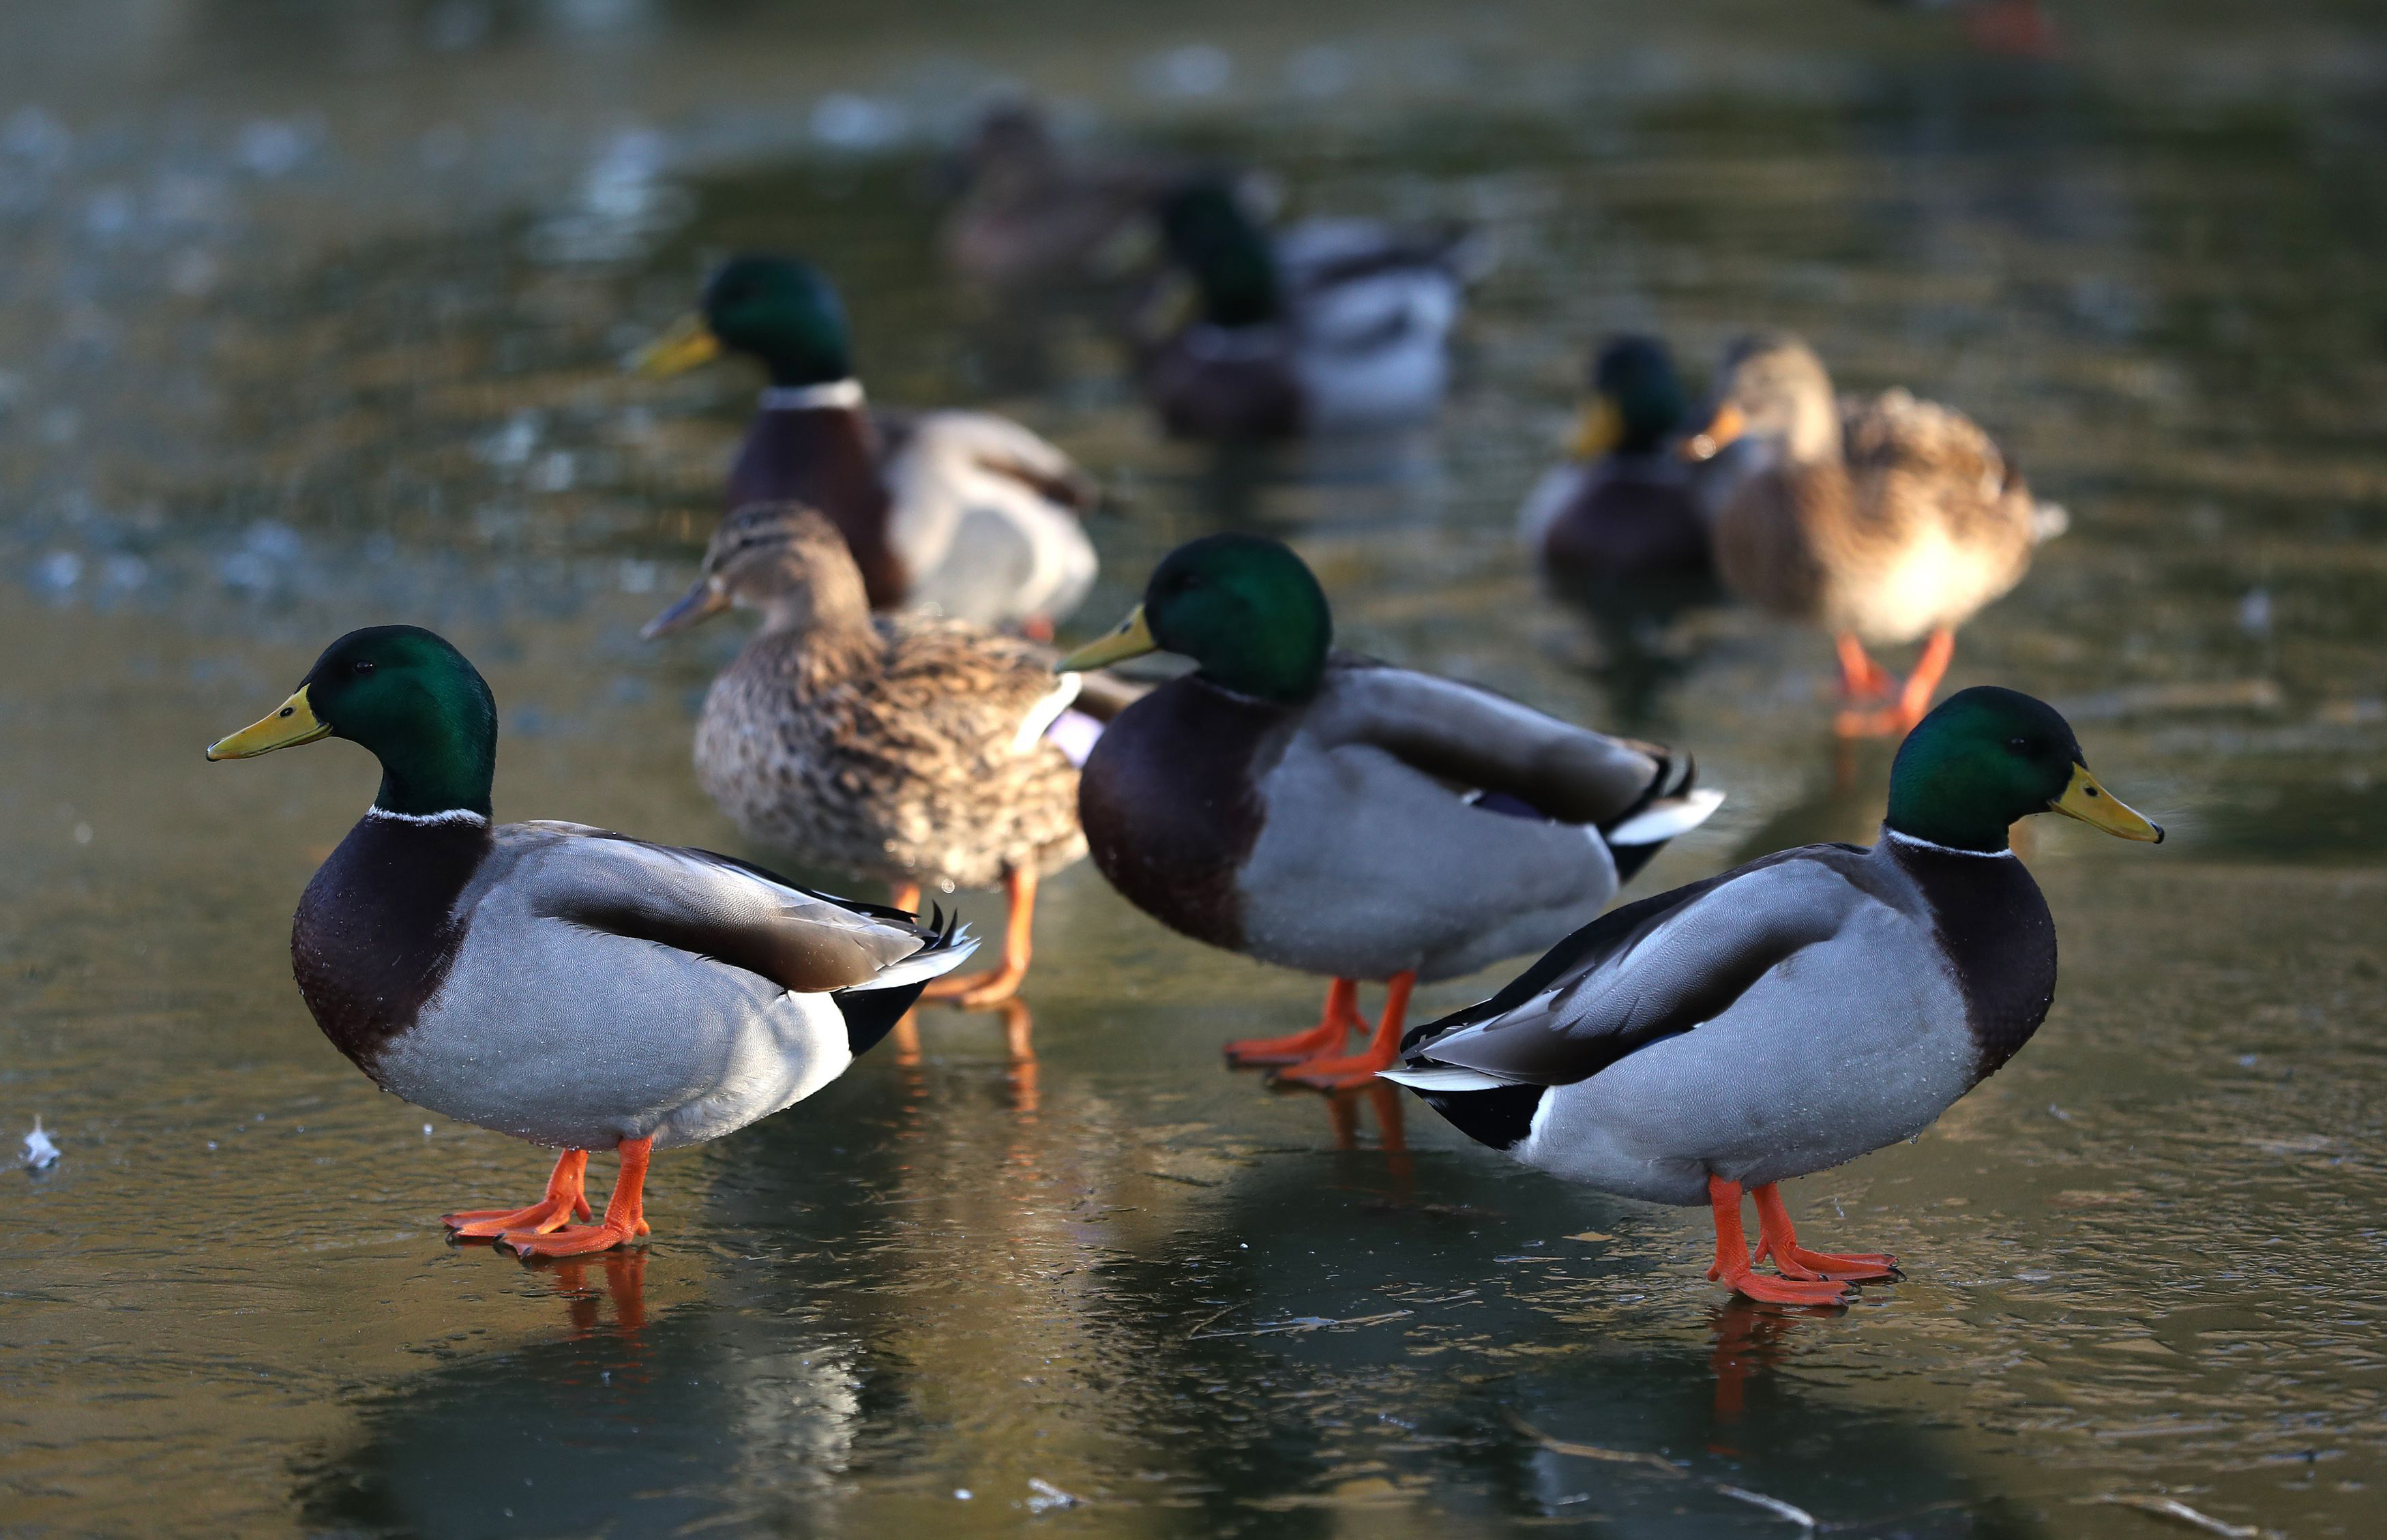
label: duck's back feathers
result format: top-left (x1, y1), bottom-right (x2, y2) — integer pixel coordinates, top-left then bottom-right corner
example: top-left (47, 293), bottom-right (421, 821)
top-left (878, 410), bottom-right (1099, 629)
top-left (695, 617), bottom-right (1086, 890)
top-left (1080, 654), bottom-right (1721, 983)
top-left (1714, 376), bottom-right (2042, 644)
top-left (1391, 834), bottom-right (2053, 1204)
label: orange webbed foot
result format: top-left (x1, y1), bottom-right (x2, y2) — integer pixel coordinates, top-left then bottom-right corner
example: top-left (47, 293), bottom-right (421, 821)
top-left (445, 1149), bottom-right (591, 1239)
top-left (499, 1220), bottom-right (641, 1258)
top-left (1758, 1241), bottom-right (1899, 1282)
top-left (1749, 1183), bottom-right (1899, 1284)
top-left (1266, 973), bottom-right (1414, 1091)
top-left (499, 1138), bottom-right (652, 1260)
top-left (1226, 979), bottom-right (1364, 1066)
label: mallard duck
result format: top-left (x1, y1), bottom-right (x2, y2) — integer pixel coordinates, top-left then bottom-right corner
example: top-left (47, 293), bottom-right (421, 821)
top-left (1701, 334), bottom-right (2062, 738)
top-left (644, 503), bottom-right (1096, 1009)
top-left (1385, 685), bottom-right (2161, 1303)
top-left (1517, 335), bottom-right (1726, 604)
top-left (1057, 534), bottom-right (1723, 1089)
top-left (205, 625), bottom-right (971, 1256)
top-left (632, 254), bottom-right (1099, 637)
top-left (1133, 180), bottom-right (1479, 439)
top-left (938, 102), bottom-right (1183, 286)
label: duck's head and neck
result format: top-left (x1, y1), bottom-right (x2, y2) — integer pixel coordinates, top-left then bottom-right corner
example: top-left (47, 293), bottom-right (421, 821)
top-left (641, 502), bottom-right (874, 645)
top-left (1058, 533), bottom-right (1331, 704)
top-left (634, 254), bottom-right (858, 396)
top-left (1708, 331), bottom-right (1839, 467)
top-left (207, 626), bottom-right (497, 821)
top-left (1573, 336), bottom-right (1691, 460)
top-left (1157, 181), bottom-right (1281, 329)
top-left (1886, 686), bottom-right (2163, 855)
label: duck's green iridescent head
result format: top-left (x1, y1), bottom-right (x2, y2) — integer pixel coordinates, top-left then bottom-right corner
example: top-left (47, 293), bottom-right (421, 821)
top-left (1573, 336), bottom-right (1691, 458)
top-left (632, 254), bottom-right (854, 387)
top-left (1888, 686), bottom-right (2162, 853)
top-left (207, 625), bottom-right (499, 818)
top-left (1058, 534), bottom-right (1332, 702)
top-left (1157, 181), bottom-right (1281, 329)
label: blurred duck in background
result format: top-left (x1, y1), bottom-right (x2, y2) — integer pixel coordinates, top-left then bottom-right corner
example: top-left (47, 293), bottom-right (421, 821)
top-left (1058, 534), bottom-right (1721, 1089)
top-left (1873, 0), bottom-right (2060, 59)
top-left (644, 504), bottom-right (1116, 1011)
top-left (205, 625), bottom-right (971, 1257)
top-left (1131, 179), bottom-right (1484, 439)
top-left (937, 101), bottom-right (1187, 288)
top-left (1389, 686), bottom-right (2161, 1303)
top-left (1698, 334), bottom-right (2066, 738)
top-left (633, 255), bottom-right (1098, 638)
top-left (1518, 335), bottom-right (1730, 610)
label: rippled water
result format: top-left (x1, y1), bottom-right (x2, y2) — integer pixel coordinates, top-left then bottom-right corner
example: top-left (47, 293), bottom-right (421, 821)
top-left (5, 4), bottom-right (2386, 1537)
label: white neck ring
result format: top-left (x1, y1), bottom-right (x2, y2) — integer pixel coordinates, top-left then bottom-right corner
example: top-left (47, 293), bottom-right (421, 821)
top-left (366, 807), bottom-right (490, 828)
top-left (758, 379), bottom-right (865, 411)
top-left (1883, 827), bottom-right (2014, 859)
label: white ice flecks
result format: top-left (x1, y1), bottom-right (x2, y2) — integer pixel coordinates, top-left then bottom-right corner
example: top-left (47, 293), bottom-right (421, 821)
top-left (23, 1118), bottom-right (61, 1171)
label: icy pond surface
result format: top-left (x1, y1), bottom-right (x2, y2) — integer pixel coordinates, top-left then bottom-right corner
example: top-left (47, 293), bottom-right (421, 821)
top-left (4, 3), bottom-right (2385, 1536)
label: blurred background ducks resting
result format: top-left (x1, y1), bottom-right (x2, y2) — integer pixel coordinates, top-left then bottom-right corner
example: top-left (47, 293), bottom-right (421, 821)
top-left (1131, 179), bottom-right (1485, 439)
top-left (1058, 535), bottom-right (1721, 1090)
top-left (1699, 334), bottom-right (2066, 738)
top-left (1390, 687), bottom-right (2162, 1303)
top-left (1518, 334), bottom-right (1730, 615)
top-left (206, 626), bottom-right (971, 1257)
top-left (644, 504), bottom-right (1118, 1011)
top-left (633, 254), bottom-right (1098, 638)
top-left (937, 101), bottom-right (1190, 288)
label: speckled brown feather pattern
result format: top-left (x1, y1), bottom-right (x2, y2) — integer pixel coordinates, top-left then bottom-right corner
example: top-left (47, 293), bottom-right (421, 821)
top-left (694, 602), bottom-right (1084, 893)
top-left (1715, 372), bottom-right (2041, 645)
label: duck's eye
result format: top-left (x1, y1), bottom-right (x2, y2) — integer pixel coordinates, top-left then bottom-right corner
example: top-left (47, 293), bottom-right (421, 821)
top-left (2007, 736), bottom-right (2032, 753)
top-left (351, 660), bottom-right (376, 677)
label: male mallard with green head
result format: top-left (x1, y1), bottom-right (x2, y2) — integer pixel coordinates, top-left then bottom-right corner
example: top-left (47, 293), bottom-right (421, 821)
top-left (1387, 686), bottom-right (2161, 1303)
top-left (207, 625), bottom-right (970, 1256)
top-left (1134, 181), bottom-right (1479, 439)
top-left (1059, 535), bottom-right (1722, 1089)
top-left (1517, 335), bottom-right (1725, 604)
top-left (1700, 334), bottom-right (2064, 737)
top-left (634, 254), bottom-right (1098, 636)
top-left (644, 503), bottom-right (1094, 1009)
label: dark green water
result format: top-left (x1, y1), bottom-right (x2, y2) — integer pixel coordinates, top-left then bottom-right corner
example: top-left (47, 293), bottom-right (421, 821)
top-left (4, 3), bottom-right (2385, 1536)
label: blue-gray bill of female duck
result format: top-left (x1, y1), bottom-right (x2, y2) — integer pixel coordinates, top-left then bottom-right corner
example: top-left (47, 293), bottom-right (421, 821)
top-left (207, 625), bottom-right (973, 1256)
top-left (1384, 686), bottom-right (2162, 1303)
top-left (632, 254), bottom-right (1097, 638)
top-left (1058, 534), bottom-right (1723, 1089)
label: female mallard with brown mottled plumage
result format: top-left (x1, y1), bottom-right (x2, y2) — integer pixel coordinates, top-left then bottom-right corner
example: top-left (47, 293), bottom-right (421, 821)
top-left (644, 503), bottom-right (1095, 1008)
top-left (1702, 334), bottom-right (2064, 737)
top-left (1058, 535), bottom-right (1723, 1090)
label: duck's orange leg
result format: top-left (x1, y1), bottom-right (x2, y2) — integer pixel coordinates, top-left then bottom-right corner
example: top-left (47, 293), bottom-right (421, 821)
top-left (501, 1138), bottom-right (652, 1258)
top-left (444, 1149), bottom-right (591, 1237)
top-left (923, 864), bottom-right (1038, 1008)
top-left (1704, 1176), bottom-right (1854, 1305)
top-left (1750, 1183), bottom-right (1899, 1282)
top-left (1226, 977), bottom-right (1365, 1065)
top-left (890, 881), bottom-right (921, 914)
top-left (1273, 972), bottom-right (1417, 1091)
top-left (1835, 632), bottom-right (1897, 702)
top-left (1892, 627), bottom-right (1957, 732)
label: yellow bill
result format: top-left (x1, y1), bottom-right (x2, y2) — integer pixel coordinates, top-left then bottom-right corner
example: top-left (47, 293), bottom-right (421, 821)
top-left (1056, 605), bottom-right (1157, 672)
top-left (207, 687), bottom-right (332, 760)
top-left (1568, 396), bottom-right (1623, 460)
top-left (629, 312), bottom-right (723, 378)
top-left (2049, 763), bottom-right (2163, 843)
top-left (1680, 400), bottom-right (1746, 462)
